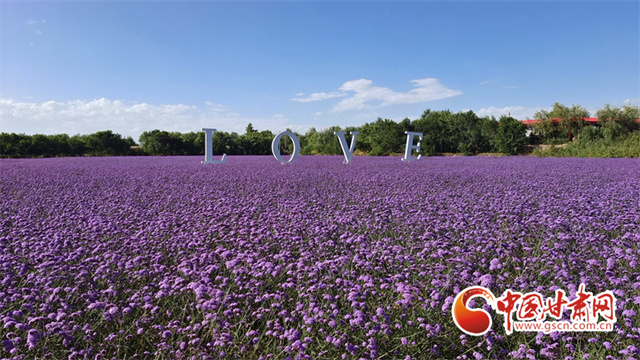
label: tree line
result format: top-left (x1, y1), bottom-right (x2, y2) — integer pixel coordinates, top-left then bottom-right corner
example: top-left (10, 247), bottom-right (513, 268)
top-left (1, 103), bottom-right (638, 158)
top-left (530, 103), bottom-right (639, 144)
top-left (0, 131), bottom-right (137, 158)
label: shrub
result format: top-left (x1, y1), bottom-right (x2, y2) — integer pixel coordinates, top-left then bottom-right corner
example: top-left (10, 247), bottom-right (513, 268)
top-left (601, 121), bottom-right (628, 141)
top-left (494, 116), bottom-right (526, 155)
top-left (580, 126), bottom-right (602, 142)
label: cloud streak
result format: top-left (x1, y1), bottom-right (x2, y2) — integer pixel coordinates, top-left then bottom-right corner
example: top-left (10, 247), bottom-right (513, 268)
top-left (291, 92), bottom-right (346, 103)
top-left (26, 19), bottom-right (46, 26)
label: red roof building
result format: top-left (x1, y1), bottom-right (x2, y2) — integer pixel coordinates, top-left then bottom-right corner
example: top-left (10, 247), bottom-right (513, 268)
top-left (521, 117), bottom-right (600, 126)
top-left (521, 117), bottom-right (640, 126)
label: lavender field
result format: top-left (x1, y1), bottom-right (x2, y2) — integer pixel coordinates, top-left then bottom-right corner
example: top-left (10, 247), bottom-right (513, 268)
top-left (1, 156), bottom-right (639, 360)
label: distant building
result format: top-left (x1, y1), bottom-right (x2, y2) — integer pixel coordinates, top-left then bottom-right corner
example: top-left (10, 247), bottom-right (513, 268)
top-left (520, 117), bottom-right (601, 127)
top-left (520, 117), bottom-right (640, 139)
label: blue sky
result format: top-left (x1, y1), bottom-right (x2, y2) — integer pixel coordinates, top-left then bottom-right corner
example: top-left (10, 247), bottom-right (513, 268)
top-left (1, 1), bottom-right (638, 141)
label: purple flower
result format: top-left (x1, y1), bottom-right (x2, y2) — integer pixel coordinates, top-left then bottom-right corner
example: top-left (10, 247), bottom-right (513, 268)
top-left (622, 309), bottom-right (637, 317)
top-left (489, 258), bottom-right (502, 270)
top-left (2, 156), bottom-right (639, 359)
top-left (26, 329), bottom-right (41, 350)
top-left (478, 274), bottom-right (494, 288)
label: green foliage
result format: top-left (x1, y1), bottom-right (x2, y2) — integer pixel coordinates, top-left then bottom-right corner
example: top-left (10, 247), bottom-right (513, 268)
top-left (412, 109), bottom-right (453, 154)
top-left (246, 123), bottom-right (257, 134)
top-left (544, 138), bottom-right (570, 146)
top-left (2, 102), bottom-right (638, 159)
top-left (451, 111), bottom-right (488, 155)
top-left (534, 131), bottom-right (640, 158)
top-left (411, 110), bottom-right (497, 155)
top-left (596, 104), bottom-right (640, 132)
top-left (0, 131), bottom-right (131, 158)
top-left (139, 130), bottom-right (185, 155)
top-left (300, 126), bottom-right (344, 155)
top-left (580, 126), bottom-right (602, 142)
top-left (601, 120), bottom-right (628, 141)
top-left (241, 129), bottom-right (274, 155)
top-left (532, 119), bottom-right (562, 142)
top-left (84, 130), bottom-right (133, 156)
top-left (494, 116), bottom-right (526, 155)
top-left (359, 118), bottom-right (406, 156)
top-left (533, 102), bottom-right (590, 142)
top-left (136, 126), bottom-right (275, 156)
top-left (180, 132), bottom-right (205, 155)
top-left (480, 116), bottom-right (499, 150)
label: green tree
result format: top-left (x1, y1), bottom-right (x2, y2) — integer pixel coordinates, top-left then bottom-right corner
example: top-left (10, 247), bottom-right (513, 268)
top-left (238, 126), bottom-right (273, 155)
top-left (580, 126), bottom-right (602, 142)
top-left (299, 127), bottom-right (317, 155)
top-left (69, 135), bottom-right (88, 156)
top-left (245, 123), bottom-right (257, 134)
top-left (450, 111), bottom-right (486, 155)
top-left (301, 126), bottom-right (343, 155)
top-left (0, 133), bottom-right (32, 157)
top-left (139, 130), bottom-right (184, 155)
top-left (480, 116), bottom-right (499, 152)
top-left (601, 120), bottom-right (628, 141)
top-left (596, 104), bottom-right (640, 132)
top-left (360, 118), bottom-right (405, 156)
top-left (531, 118), bottom-right (560, 142)
top-left (28, 134), bottom-right (55, 157)
top-left (411, 109), bottom-right (454, 154)
top-left (494, 116), bottom-right (526, 155)
top-left (179, 132), bottom-right (204, 155)
top-left (534, 102), bottom-right (589, 142)
top-left (85, 130), bottom-right (131, 156)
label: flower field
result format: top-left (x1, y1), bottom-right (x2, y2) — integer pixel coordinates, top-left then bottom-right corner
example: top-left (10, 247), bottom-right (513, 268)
top-left (1, 155), bottom-right (639, 360)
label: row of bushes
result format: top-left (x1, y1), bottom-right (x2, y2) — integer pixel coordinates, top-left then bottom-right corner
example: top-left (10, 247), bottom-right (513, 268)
top-left (302, 111), bottom-right (527, 156)
top-left (534, 125), bottom-right (640, 158)
top-left (0, 110), bottom-right (528, 158)
top-left (2, 103), bottom-right (638, 158)
top-left (0, 131), bottom-right (137, 158)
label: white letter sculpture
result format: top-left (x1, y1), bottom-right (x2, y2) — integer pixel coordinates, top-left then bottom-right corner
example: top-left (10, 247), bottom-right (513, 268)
top-left (334, 131), bottom-right (359, 164)
top-left (271, 131), bottom-right (300, 164)
top-left (201, 128), bottom-right (227, 164)
top-left (402, 131), bottom-right (423, 161)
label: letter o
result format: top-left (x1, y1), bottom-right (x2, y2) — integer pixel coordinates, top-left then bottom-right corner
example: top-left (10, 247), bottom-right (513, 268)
top-left (271, 131), bottom-right (300, 164)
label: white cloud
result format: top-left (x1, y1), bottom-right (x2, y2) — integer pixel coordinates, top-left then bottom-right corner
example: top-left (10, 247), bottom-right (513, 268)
top-left (204, 101), bottom-right (226, 112)
top-left (474, 106), bottom-right (548, 120)
top-left (291, 92), bottom-right (346, 103)
top-left (624, 98), bottom-right (639, 106)
top-left (26, 19), bottom-right (45, 25)
top-left (0, 98), bottom-right (292, 140)
top-left (332, 78), bottom-right (462, 112)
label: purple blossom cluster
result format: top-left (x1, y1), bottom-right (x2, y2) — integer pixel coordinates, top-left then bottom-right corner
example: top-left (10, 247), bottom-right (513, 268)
top-left (1, 155), bottom-right (639, 359)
